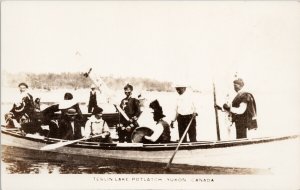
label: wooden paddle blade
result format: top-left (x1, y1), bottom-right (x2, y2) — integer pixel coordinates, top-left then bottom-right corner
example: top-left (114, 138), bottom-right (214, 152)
top-left (40, 140), bottom-right (79, 151)
top-left (114, 104), bottom-right (130, 121)
top-left (40, 134), bottom-right (104, 151)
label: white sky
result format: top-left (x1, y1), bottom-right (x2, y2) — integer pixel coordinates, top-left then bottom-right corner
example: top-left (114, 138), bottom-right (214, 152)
top-left (1, 1), bottom-right (300, 91)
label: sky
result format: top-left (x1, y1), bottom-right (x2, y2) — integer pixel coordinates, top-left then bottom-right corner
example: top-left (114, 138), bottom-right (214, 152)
top-left (1, 1), bottom-right (300, 92)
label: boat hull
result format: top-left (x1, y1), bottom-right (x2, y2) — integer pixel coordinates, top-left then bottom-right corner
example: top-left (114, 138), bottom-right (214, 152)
top-left (1, 128), bottom-right (299, 173)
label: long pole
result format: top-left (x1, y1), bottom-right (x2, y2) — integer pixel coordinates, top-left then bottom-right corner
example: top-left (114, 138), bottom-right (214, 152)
top-left (213, 82), bottom-right (221, 141)
top-left (166, 115), bottom-right (196, 170)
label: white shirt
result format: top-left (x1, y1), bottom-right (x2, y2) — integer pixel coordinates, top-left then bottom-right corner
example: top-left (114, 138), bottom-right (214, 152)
top-left (70, 121), bottom-right (75, 134)
top-left (175, 91), bottom-right (196, 116)
top-left (83, 116), bottom-right (109, 137)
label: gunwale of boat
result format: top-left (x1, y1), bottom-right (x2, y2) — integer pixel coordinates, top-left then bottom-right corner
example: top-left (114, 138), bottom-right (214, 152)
top-left (2, 126), bottom-right (299, 151)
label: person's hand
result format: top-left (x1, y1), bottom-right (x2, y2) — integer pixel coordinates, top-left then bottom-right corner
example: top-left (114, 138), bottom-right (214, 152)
top-left (126, 126), bottom-right (131, 132)
top-left (215, 105), bottom-right (222, 110)
top-left (223, 104), bottom-right (231, 112)
top-left (132, 116), bottom-right (138, 121)
top-left (192, 112), bottom-right (198, 117)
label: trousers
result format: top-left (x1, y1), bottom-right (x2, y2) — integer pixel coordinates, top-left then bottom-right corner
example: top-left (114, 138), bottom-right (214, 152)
top-left (177, 114), bottom-right (197, 142)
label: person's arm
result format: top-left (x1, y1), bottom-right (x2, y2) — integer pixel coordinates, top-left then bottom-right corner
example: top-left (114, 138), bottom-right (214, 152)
top-left (83, 120), bottom-right (91, 137)
top-left (191, 98), bottom-right (198, 116)
top-left (231, 103), bottom-right (247, 114)
top-left (132, 98), bottom-right (141, 120)
top-left (170, 104), bottom-right (178, 128)
top-left (102, 121), bottom-right (110, 136)
top-left (144, 124), bottom-right (164, 142)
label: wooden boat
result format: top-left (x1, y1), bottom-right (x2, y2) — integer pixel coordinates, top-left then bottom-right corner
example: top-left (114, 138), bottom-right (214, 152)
top-left (2, 125), bottom-right (299, 173)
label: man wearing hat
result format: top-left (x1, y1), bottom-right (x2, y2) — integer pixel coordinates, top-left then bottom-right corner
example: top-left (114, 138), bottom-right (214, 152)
top-left (171, 83), bottom-right (198, 143)
top-left (5, 82), bottom-right (35, 127)
top-left (144, 100), bottom-right (171, 143)
top-left (58, 108), bottom-right (84, 140)
top-left (88, 84), bottom-right (98, 113)
top-left (83, 106), bottom-right (111, 143)
top-left (118, 83), bottom-right (141, 143)
top-left (59, 92), bottom-right (83, 121)
top-left (216, 78), bottom-right (258, 139)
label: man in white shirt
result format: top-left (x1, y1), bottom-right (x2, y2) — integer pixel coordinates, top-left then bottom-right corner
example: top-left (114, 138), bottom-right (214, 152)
top-left (171, 84), bottom-right (198, 142)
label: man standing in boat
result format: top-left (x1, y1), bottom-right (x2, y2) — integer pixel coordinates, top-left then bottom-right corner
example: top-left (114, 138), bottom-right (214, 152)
top-left (118, 84), bottom-right (141, 143)
top-left (216, 78), bottom-right (258, 139)
top-left (171, 83), bottom-right (198, 142)
top-left (88, 84), bottom-right (98, 113)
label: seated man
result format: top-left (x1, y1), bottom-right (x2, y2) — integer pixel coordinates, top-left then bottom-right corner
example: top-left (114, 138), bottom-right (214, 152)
top-left (5, 82), bottom-right (35, 128)
top-left (58, 108), bottom-right (83, 140)
top-left (41, 92), bottom-right (84, 138)
top-left (144, 100), bottom-right (171, 143)
top-left (83, 106), bottom-right (111, 143)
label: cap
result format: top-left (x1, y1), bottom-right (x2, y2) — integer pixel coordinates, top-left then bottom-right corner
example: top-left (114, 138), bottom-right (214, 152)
top-left (124, 84), bottom-right (133, 91)
top-left (18, 82), bottom-right (28, 88)
top-left (92, 106), bottom-right (103, 115)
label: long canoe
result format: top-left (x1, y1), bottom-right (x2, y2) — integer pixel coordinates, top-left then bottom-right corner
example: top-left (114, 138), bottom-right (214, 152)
top-left (1, 126), bottom-right (299, 173)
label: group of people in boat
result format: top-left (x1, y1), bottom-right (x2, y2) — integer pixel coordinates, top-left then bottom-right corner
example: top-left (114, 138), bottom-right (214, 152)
top-left (4, 77), bottom-right (258, 143)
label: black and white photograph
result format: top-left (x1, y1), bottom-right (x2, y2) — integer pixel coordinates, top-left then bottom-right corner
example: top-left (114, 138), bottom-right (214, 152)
top-left (1, 1), bottom-right (300, 189)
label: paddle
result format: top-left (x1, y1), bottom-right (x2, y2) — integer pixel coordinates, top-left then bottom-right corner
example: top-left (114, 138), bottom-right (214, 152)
top-left (165, 114), bottom-right (196, 170)
top-left (40, 134), bottom-right (103, 151)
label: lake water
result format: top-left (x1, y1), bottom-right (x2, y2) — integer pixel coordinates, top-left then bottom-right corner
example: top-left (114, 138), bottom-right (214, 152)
top-left (1, 87), bottom-right (299, 174)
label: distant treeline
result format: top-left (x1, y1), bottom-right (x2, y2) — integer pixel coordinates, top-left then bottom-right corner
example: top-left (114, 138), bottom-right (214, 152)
top-left (3, 72), bottom-right (173, 92)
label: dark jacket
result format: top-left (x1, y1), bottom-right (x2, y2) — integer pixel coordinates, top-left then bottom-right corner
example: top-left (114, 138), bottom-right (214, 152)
top-left (232, 92), bottom-right (257, 130)
top-left (10, 93), bottom-right (35, 122)
top-left (157, 120), bottom-right (171, 143)
top-left (120, 97), bottom-right (141, 119)
top-left (58, 117), bottom-right (83, 140)
top-left (88, 91), bottom-right (97, 113)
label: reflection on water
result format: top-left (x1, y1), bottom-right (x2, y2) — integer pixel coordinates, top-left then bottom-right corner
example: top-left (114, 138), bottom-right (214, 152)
top-left (1, 147), bottom-right (271, 175)
top-left (1, 158), bottom-right (118, 174)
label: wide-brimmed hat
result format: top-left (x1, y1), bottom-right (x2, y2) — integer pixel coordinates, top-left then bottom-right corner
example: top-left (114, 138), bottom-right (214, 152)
top-left (173, 81), bottom-right (188, 88)
top-left (59, 99), bottom-right (77, 110)
top-left (91, 84), bottom-right (96, 89)
top-left (66, 108), bottom-right (78, 116)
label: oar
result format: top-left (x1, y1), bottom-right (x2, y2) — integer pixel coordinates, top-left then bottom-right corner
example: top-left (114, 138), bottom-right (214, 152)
top-left (165, 115), bottom-right (196, 170)
top-left (40, 134), bottom-right (103, 151)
